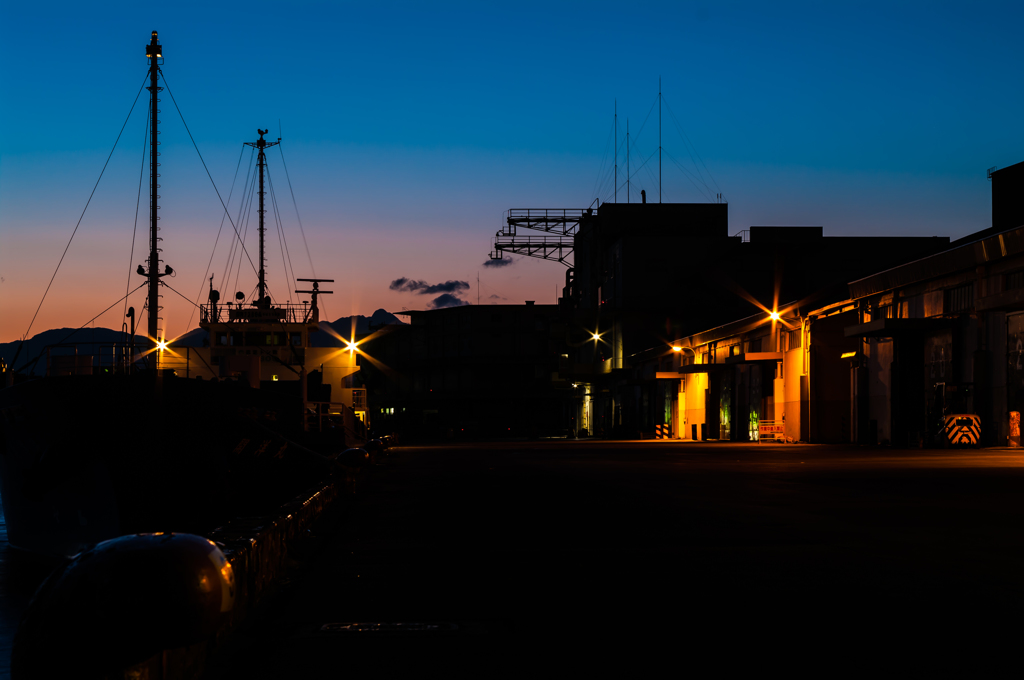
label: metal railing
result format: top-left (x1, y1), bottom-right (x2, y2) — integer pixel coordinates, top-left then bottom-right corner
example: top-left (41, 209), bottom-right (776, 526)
top-left (45, 343), bottom-right (145, 376)
top-left (505, 208), bottom-right (593, 236)
top-left (200, 302), bottom-right (314, 324)
top-left (41, 343), bottom-right (221, 378)
top-left (490, 234), bottom-right (574, 265)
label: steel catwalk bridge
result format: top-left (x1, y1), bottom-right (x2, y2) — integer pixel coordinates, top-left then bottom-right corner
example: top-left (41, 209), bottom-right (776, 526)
top-left (489, 208), bottom-right (593, 266)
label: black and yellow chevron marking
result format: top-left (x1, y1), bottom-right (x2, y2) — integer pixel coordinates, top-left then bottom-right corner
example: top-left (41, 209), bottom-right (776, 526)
top-left (943, 414), bottom-right (980, 447)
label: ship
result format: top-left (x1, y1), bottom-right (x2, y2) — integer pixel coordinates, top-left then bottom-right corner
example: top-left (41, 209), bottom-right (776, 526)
top-left (0, 31), bottom-right (367, 557)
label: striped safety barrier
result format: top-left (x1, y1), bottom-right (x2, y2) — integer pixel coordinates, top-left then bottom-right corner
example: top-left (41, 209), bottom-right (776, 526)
top-left (943, 413), bottom-right (980, 447)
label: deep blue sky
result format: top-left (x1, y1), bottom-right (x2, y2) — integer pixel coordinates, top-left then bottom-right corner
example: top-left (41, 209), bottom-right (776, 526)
top-left (2, 1), bottom-right (1023, 342)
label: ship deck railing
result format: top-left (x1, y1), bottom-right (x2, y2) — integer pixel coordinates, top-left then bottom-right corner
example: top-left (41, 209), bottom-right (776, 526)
top-left (42, 343), bottom-right (144, 377)
top-left (201, 302), bottom-right (316, 325)
top-left (41, 343), bottom-right (218, 378)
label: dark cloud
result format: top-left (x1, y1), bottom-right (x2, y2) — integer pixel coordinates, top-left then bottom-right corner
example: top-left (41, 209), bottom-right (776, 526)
top-left (482, 257), bottom-right (514, 268)
top-left (429, 293), bottom-right (469, 309)
top-left (389, 277), bottom-right (470, 295)
top-left (388, 277), bottom-right (423, 292)
top-left (489, 294), bottom-right (506, 300)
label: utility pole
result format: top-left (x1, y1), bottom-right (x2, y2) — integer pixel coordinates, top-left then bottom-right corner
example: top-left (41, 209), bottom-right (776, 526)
top-left (614, 100), bottom-right (617, 203)
top-left (659, 78), bottom-right (662, 204)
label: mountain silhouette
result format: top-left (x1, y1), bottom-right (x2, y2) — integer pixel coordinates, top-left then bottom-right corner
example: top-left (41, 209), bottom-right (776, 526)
top-left (0, 327), bottom-right (146, 375)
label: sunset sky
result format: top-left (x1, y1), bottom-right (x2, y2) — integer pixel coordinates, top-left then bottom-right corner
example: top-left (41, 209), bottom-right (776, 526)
top-left (2, 1), bottom-right (1023, 343)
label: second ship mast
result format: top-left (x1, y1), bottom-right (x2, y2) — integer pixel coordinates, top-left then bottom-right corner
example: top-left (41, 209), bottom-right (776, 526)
top-left (245, 129), bottom-right (279, 308)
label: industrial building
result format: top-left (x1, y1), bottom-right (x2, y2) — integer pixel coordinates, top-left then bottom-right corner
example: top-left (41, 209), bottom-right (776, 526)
top-left (641, 160), bottom-right (1024, 446)
top-left (358, 303), bottom-right (571, 439)
top-left (491, 200), bottom-right (950, 438)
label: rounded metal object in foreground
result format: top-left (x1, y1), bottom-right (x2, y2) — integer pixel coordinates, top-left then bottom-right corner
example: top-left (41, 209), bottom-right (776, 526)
top-left (13, 532), bottom-right (234, 678)
top-left (338, 447), bottom-right (371, 468)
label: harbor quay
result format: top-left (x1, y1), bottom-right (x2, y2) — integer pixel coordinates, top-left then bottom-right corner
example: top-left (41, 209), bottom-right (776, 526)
top-left (206, 440), bottom-right (1024, 675)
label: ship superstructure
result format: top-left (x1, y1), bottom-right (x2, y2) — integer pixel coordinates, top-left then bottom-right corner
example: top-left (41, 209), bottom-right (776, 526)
top-left (185, 129), bottom-right (366, 429)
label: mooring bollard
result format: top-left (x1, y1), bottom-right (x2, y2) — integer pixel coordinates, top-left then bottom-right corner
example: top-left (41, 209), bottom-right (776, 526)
top-left (1010, 411), bottom-right (1020, 447)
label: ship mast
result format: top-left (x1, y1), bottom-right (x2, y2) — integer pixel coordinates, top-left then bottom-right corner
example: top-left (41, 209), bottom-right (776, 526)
top-left (144, 31), bottom-right (168, 347)
top-left (245, 129), bottom-right (279, 307)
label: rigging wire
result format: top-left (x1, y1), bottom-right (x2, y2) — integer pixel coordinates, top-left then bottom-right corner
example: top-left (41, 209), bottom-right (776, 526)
top-left (625, 134), bottom-right (659, 197)
top-left (223, 148), bottom-right (255, 297)
top-left (123, 105), bottom-right (151, 326)
top-left (664, 149), bottom-right (715, 201)
top-left (222, 145), bottom-right (257, 291)
top-left (161, 281), bottom-right (201, 309)
top-left (225, 151), bottom-right (257, 299)
top-left (15, 73), bottom-right (149, 361)
top-left (278, 142), bottom-right (327, 318)
top-left (630, 95), bottom-right (659, 150)
top-left (266, 166), bottom-right (286, 300)
top-left (185, 143), bottom-right (249, 330)
top-left (663, 96), bottom-right (721, 196)
top-left (276, 143), bottom-right (315, 277)
top-left (232, 165), bottom-right (260, 299)
top-left (159, 70), bottom-right (259, 278)
top-left (266, 164), bottom-right (298, 304)
top-left (589, 118), bottom-right (615, 204)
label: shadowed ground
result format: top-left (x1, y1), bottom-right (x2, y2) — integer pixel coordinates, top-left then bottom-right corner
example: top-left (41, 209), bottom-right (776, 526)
top-left (209, 441), bottom-right (1024, 674)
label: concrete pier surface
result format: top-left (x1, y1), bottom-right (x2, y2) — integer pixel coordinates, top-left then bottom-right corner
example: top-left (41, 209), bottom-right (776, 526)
top-left (210, 441), bottom-right (1024, 675)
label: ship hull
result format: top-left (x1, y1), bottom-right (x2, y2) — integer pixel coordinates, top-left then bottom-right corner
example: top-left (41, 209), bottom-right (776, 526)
top-left (0, 374), bottom-right (341, 557)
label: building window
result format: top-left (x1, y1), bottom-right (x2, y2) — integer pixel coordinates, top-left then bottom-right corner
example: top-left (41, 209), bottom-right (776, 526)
top-left (788, 328), bottom-right (802, 351)
top-left (945, 283), bottom-right (974, 314)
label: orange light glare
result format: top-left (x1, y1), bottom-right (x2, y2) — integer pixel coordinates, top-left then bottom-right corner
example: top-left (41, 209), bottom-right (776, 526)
top-left (672, 346), bottom-right (682, 352)
top-left (592, 333), bottom-right (600, 341)
top-left (769, 311), bottom-right (781, 321)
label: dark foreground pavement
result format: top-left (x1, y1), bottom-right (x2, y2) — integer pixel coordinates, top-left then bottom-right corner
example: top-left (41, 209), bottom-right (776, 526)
top-left (212, 441), bottom-right (1024, 675)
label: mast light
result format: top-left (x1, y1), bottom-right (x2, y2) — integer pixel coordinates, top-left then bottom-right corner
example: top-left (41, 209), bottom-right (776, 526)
top-left (147, 31), bottom-right (162, 59)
